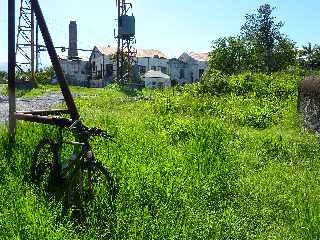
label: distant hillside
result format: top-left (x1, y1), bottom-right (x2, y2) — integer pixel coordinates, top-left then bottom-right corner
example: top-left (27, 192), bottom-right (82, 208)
top-left (0, 62), bottom-right (7, 72)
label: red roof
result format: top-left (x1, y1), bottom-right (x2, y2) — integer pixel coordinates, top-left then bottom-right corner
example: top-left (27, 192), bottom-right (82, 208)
top-left (189, 52), bottom-right (209, 62)
top-left (95, 45), bottom-right (168, 59)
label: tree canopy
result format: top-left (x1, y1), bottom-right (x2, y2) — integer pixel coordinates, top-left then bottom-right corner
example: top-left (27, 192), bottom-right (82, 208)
top-left (209, 4), bottom-right (297, 75)
top-left (298, 43), bottom-right (320, 70)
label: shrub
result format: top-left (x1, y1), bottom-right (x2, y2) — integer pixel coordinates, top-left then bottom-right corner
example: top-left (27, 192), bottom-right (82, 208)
top-left (197, 70), bottom-right (299, 98)
top-left (197, 70), bottom-right (230, 96)
top-left (35, 67), bottom-right (54, 85)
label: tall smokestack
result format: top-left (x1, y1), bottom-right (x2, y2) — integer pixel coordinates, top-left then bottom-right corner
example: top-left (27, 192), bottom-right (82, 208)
top-left (68, 21), bottom-right (78, 58)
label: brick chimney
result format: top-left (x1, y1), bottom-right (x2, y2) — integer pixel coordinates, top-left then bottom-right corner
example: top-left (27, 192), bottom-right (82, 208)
top-left (68, 21), bottom-right (78, 58)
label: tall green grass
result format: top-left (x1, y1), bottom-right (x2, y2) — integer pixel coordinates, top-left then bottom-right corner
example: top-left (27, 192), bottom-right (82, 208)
top-left (0, 72), bottom-right (320, 239)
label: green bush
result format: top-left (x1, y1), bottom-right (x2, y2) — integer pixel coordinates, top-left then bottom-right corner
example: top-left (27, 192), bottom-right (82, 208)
top-left (197, 70), bottom-right (230, 96)
top-left (197, 70), bottom-right (299, 99)
top-left (35, 67), bottom-right (54, 85)
top-left (0, 71), bottom-right (7, 83)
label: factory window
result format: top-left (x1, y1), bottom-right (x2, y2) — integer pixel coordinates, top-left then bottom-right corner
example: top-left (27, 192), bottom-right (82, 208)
top-left (105, 64), bottom-right (113, 77)
top-left (140, 66), bottom-right (146, 74)
top-left (199, 69), bottom-right (205, 78)
top-left (161, 67), bottom-right (167, 74)
top-left (179, 69), bottom-right (185, 79)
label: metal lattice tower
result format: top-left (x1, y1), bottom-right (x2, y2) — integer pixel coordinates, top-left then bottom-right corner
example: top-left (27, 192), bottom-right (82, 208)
top-left (116, 0), bottom-right (137, 84)
top-left (16, 0), bottom-right (37, 82)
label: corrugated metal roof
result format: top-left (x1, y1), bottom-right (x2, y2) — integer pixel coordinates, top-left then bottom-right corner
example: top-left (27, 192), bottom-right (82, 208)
top-left (143, 70), bottom-right (170, 79)
top-left (95, 45), bottom-right (168, 59)
top-left (189, 52), bottom-right (209, 62)
top-left (136, 49), bottom-right (167, 59)
top-left (96, 45), bottom-right (117, 56)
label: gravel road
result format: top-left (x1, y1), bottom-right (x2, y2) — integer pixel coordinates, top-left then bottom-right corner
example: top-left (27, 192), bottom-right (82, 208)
top-left (0, 93), bottom-right (67, 123)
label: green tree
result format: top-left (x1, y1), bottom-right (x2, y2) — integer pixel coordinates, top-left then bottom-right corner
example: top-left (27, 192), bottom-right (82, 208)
top-left (298, 43), bottom-right (320, 69)
top-left (241, 4), bottom-right (296, 72)
top-left (209, 36), bottom-right (249, 75)
top-left (0, 71), bottom-right (7, 83)
top-left (208, 4), bottom-right (297, 75)
top-left (273, 37), bottom-right (297, 71)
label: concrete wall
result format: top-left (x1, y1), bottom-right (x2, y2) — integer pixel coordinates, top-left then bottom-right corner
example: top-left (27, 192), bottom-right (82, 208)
top-left (136, 57), bottom-right (169, 75)
top-left (90, 48), bottom-right (116, 80)
top-left (60, 59), bottom-right (89, 87)
top-left (168, 59), bottom-right (187, 84)
top-left (90, 47), bottom-right (115, 84)
top-left (178, 53), bottom-right (208, 83)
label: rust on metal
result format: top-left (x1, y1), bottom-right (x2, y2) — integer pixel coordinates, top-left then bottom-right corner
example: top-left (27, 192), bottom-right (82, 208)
top-left (15, 113), bottom-right (73, 128)
top-left (16, 109), bottom-right (70, 116)
top-left (30, 0), bottom-right (80, 121)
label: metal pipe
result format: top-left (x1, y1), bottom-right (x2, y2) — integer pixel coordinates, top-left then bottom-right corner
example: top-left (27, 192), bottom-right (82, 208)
top-left (8, 0), bottom-right (16, 137)
top-left (16, 109), bottom-right (70, 116)
top-left (15, 113), bottom-right (73, 127)
top-left (30, 0), bottom-right (80, 121)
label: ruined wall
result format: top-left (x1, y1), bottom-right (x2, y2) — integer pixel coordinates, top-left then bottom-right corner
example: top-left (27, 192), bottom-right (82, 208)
top-left (60, 59), bottom-right (89, 87)
top-left (136, 57), bottom-right (169, 74)
top-left (298, 76), bottom-right (320, 132)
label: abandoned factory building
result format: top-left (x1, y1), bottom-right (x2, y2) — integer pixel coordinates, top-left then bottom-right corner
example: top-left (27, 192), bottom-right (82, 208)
top-left (58, 21), bottom-right (209, 88)
top-left (89, 45), bottom-right (169, 87)
top-left (59, 46), bottom-right (208, 88)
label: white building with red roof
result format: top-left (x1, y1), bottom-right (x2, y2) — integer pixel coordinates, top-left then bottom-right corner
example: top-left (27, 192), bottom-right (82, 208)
top-left (89, 45), bottom-right (169, 87)
top-left (85, 45), bottom-right (209, 88)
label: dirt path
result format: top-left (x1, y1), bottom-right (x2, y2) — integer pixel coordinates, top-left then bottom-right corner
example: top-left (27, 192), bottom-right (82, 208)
top-left (0, 93), bottom-right (67, 123)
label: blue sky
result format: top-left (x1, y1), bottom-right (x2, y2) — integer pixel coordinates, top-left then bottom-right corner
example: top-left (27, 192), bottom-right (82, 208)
top-left (1, 0), bottom-right (320, 65)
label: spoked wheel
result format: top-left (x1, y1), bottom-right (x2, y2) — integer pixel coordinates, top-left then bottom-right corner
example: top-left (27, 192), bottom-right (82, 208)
top-left (67, 152), bottom-right (116, 234)
top-left (78, 150), bottom-right (117, 209)
top-left (32, 138), bottom-right (62, 193)
top-left (83, 152), bottom-right (117, 203)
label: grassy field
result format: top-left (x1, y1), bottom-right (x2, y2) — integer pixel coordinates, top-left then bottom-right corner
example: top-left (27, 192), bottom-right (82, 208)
top-left (0, 71), bottom-right (320, 239)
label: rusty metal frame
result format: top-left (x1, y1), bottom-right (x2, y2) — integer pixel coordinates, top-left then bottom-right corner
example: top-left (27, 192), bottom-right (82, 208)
top-left (8, 0), bottom-right (80, 134)
top-left (116, 0), bottom-right (137, 84)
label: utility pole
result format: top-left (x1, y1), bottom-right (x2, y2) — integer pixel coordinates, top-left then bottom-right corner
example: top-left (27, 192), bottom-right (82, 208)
top-left (8, 0), bottom-right (16, 137)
